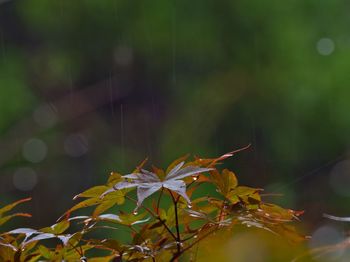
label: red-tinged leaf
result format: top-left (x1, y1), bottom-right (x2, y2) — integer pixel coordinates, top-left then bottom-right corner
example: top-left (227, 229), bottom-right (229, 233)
top-left (152, 165), bottom-right (165, 180)
top-left (64, 190), bottom-right (125, 219)
top-left (209, 145), bottom-right (251, 165)
top-left (100, 186), bottom-right (131, 199)
top-left (133, 158), bottom-right (149, 173)
top-left (73, 186), bottom-right (109, 199)
top-left (191, 145), bottom-right (251, 167)
top-left (41, 220), bottom-right (70, 235)
top-left (65, 198), bottom-right (101, 215)
top-left (183, 173), bottom-right (207, 186)
top-left (0, 198), bottom-right (31, 217)
top-left (107, 172), bottom-right (123, 185)
top-left (92, 200), bottom-right (117, 217)
top-left (92, 239), bottom-right (123, 252)
top-left (293, 210), bottom-right (304, 217)
top-left (166, 154), bottom-right (190, 174)
top-left (210, 169), bottom-right (238, 197)
top-left (21, 240), bottom-right (39, 254)
top-left (0, 213), bottom-right (32, 226)
top-left (66, 232), bottom-right (82, 247)
top-left (227, 186), bottom-right (262, 205)
top-left (222, 169), bottom-right (238, 191)
top-left (192, 174), bottom-right (210, 183)
top-left (62, 244), bottom-right (94, 260)
top-left (257, 204), bottom-right (299, 222)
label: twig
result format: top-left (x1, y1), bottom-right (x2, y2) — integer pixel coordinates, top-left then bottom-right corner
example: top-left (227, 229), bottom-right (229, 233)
top-left (156, 187), bottom-right (164, 215)
top-left (170, 226), bottom-right (219, 262)
top-left (168, 190), bottom-right (181, 254)
top-left (125, 195), bottom-right (177, 241)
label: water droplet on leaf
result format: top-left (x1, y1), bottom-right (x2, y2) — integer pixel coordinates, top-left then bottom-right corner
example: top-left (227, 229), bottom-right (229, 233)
top-left (176, 241), bottom-right (184, 247)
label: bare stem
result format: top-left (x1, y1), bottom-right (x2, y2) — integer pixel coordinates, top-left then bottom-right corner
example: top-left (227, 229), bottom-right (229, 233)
top-left (170, 226), bottom-right (219, 262)
top-left (125, 195), bottom-right (177, 241)
top-left (156, 187), bottom-right (164, 215)
top-left (168, 190), bottom-right (181, 254)
top-left (218, 200), bottom-right (227, 222)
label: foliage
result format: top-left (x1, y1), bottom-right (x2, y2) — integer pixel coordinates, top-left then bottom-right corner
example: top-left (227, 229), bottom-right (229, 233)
top-left (0, 151), bottom-right (305, 261)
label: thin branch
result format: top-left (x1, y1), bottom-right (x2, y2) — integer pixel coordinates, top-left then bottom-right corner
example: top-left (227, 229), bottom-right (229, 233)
top-left (170, 226), bottom-right (219, 262)
top-left (125, 195), bottom-right (177, 241)
top-left (168, 190), bottom-right (181, 254)
top-left (218, 200), bottom-right (227, 222)
top-left (156, 187), bottom-right (164, 215)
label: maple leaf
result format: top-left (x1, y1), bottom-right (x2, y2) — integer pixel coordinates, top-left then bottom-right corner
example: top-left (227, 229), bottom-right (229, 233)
top-left (111, 162), bottom-right (212, 209)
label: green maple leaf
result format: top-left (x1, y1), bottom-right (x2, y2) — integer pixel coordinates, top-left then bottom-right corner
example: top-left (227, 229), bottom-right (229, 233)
top-left (111, 162), bottom-right (212, 209)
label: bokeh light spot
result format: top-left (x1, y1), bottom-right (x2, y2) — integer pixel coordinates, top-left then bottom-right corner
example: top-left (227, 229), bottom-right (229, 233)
top-left (309, 225), bottom-right (345, 260)
top-left (33, 103), bottom-right (58, 128)
top-left (64, 133), bottom-right (89, 158)
top-left (13, 167), bottom-right (38, 191)
top-left (316, 38), bottom-right (335, 56)
top-left (22, 138), bottom-right (48, 163)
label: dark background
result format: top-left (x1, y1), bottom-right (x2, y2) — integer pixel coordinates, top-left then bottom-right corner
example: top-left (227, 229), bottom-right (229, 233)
top-left (1, 0), bottom-right (350, 249)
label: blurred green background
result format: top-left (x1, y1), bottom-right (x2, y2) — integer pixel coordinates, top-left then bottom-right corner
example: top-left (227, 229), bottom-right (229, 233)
top-left (1, 0), bottom-right (350, 257)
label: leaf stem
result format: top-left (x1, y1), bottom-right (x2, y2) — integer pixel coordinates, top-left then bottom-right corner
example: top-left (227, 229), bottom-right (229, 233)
top-left (170, 225), bottom-right (219, 262)
top-left (125, 195), bottom-right (177, 241)
top-left (218, 200), bottom-right (226, 222)
top-left (168, 190), bottom-right (181, 254)
top-left (156, 187), bottom-right (164, 215)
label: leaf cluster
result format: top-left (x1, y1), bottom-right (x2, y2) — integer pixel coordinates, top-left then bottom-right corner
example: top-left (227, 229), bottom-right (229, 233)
top-left (0, 150), bottom-right (305, 261)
